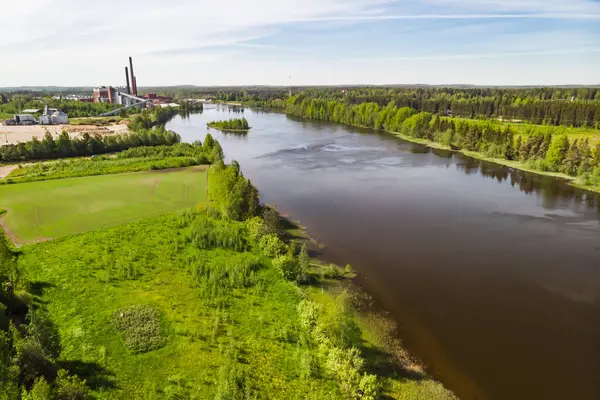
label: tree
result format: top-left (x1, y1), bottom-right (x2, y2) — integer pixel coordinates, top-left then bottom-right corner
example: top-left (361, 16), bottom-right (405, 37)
top-left (545, 135), bottom-right (570, 171)
top-left (55, 370), bottom-right (89, 400)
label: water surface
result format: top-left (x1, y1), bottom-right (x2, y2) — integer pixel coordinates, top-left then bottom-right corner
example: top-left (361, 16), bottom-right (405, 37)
top-left (168, 106), bottom-right (600, 400)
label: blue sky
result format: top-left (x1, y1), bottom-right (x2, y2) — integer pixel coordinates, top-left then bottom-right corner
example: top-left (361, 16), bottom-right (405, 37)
top-left (1, 0), bottom-right (599, 86)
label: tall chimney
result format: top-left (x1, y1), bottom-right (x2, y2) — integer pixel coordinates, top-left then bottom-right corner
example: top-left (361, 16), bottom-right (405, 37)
top-left (129, 57), bottom-right (137, 96)
top-left (125, 66), bottom-right (131, 95)
top-left (133, 76), bottom-right (138, 97)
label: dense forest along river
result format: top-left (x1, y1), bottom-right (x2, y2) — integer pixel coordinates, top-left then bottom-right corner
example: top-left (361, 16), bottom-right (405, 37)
top-left (168, 106), bottom-right (600, 400)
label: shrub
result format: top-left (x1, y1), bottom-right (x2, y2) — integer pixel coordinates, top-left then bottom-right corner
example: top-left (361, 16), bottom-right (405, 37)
top-left (112, 305), bottom-right (166, 353)
top-left (22, 377), bottom-right (53, 400)
top-left (244, 217), bottom-right (266, 241)
top-left (272, 256), bottom-right (299, 281)
top-left (55, 369), bottom-right (89, 400)
top-left (258, 234), bottom-right (286, 258)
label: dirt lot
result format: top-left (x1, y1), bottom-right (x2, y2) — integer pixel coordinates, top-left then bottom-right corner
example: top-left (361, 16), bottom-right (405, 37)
top-left (0, 123), bottom-right (129, 145)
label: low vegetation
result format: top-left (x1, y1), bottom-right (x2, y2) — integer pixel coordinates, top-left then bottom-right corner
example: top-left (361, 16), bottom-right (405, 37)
top-left (69, 116), bottom-right (124, 126)
top-left (207, 117), bottom-right (250, 131)
top-left (112, 305), bottom-right (166, 353)
top-left (2, 141), bottom-right (222, 184)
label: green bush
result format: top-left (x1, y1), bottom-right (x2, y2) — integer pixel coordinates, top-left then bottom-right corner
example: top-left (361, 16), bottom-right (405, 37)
top-left (187, 215), bottom-right (249, 252)
top-left (258, 234), bottom-right (286, 258)
top-left (55, 369), bottom-right (89, 400)
top-left (112, 305), bottom-right (166, 353)
top-left (273, 256), bottom-right (302, 282)
top-left (244, 217), bottom-right (266, 241)
top-left (22, 377), bottom-right (53, 400)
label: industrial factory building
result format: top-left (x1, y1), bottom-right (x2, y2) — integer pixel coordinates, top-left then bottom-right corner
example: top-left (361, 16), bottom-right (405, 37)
top-left (93, 57), bottom-right (176, 111)
top-left (1, 106), bottom-right (69, 126)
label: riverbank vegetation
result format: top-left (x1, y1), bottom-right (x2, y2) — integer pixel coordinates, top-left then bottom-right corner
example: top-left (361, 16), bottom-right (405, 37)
top-left (0, 136), bottom-right (455, 397)
top-left (286, 94), bottom-right (600, 191)
top-left (207, 117), bottom-right (250, 131)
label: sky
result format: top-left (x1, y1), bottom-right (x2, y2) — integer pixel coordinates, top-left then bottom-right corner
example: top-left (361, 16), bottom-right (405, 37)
top-left (1, 0), bottom-right (599, 86)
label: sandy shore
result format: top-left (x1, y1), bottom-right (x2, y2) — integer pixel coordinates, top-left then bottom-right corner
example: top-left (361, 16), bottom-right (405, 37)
top-left (0, 123), bottom-right (129, 145)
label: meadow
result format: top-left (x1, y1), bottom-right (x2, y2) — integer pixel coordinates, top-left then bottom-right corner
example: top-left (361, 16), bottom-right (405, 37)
top-left (17, 208), bottom-right (454, 399)
top-left (0, 167), bottom-right (207, 244)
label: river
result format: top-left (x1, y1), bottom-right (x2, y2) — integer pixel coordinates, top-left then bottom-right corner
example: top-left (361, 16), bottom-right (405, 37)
top-left (168, 106), bottom-right (600, 400)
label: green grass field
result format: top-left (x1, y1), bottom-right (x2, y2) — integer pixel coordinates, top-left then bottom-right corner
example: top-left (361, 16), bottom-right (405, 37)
top-left (0, 167), bottom-right (207, 244)
top-left (18, 211), bottom-right (454, 400)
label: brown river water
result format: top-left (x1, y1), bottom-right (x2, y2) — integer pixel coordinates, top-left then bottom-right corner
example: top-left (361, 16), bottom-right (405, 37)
top-left (168, 106), bottom-right (600, 400)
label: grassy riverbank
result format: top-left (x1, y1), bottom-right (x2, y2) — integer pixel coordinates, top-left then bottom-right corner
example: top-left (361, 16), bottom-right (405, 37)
top-left (387, 129), bottom-right (599, 191)
top-left (0, 138), bottom-right (455, 399)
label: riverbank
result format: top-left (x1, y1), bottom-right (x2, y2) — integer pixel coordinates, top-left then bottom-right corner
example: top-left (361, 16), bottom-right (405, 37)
top-left (386, 129), bottom-right (600, 194)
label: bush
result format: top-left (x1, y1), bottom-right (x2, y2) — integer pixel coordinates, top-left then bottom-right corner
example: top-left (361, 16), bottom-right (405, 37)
top-left (55, 369), bottom-right (89, 400)
top-left (244, 217), bottom-right (266, 241)
top-left (273, 256), bottom-right (301, 282)
top-left (22, 377), bottom-right (53, 400)
top-left (258, 234), bottom-right (286, 258)
top-left (112, 305), bottom-right (166, 353)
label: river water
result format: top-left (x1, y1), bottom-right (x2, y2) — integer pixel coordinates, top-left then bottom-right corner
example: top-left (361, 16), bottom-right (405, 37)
top-left (168, 106), bottom-right (600, 400)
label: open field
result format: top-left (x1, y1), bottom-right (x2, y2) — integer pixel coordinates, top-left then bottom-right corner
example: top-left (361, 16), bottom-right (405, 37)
top-left (0, 166), bottom-right (207, 244)
top-left (0, 123), bottom-right (129, 145)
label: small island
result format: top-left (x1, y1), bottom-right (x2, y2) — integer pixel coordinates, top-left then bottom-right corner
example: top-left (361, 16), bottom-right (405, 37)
top-left (207, 117), bottom-right (250, 132)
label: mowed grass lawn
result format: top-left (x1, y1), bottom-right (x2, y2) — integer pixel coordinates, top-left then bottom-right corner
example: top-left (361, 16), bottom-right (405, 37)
top-left (0, 166), bottom-right (208, 244)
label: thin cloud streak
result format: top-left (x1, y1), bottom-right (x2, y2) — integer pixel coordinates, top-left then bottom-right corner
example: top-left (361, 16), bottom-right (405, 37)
top-left (347, 47), bottom-right (600, 63)
top-left (298, 13), bottom-right (600, 21)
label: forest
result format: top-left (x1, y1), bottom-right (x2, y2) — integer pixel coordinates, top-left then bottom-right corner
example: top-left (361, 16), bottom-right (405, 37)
top-left (293, 87), bottom-right (600, 128)
top-left (286, 94), bottom-right (600, 189)
top-left (207, 118), bottom-right (250, 131)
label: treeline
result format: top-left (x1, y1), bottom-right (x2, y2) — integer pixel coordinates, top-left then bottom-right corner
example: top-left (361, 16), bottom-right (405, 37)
top-left (286, 95), bottom-right (600, 188)
top-left (0, 94), bottom-right (119, 118)
top-left (0, 129), bottom-right (180, 162)
top-left (207, 117), bottom-right (249, 131)
top-left (126, 107), bottom-right (179, 131)
top-left (2, 142), bottom-right (222, 184)
top-left (1, 233), bottom-right (91, 398)
top-left (296, 87), bottom-right (600, 128)
top-left (178, 100), bottom-right (203, 112)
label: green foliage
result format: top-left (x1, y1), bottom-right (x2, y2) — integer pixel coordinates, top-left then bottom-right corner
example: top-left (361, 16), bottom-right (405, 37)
top-left (207, 118), bottom-right (250, 131)
top-left (186, 213), bottom-right (249, 252)
top-left (54, 369), bottom-right (89, 400)
top-left (258, 234), bottom-right (286, 258)
top-left (243, 216), bottom-right (266, 241)
top-left (208, 162), bottom-right (260, 221)
top-left (272, 255), bottom-right (302, 282)
top-left (545, 135), bottom-right (570, 170)
top-left (3, 154), bottom-right (204, 185)
top-left (112, 305), bottom-right (166, 353)
top-left (0, 128), bottom-right (180, 163)
top-left (127, 107), bottom-right (179, 132)
top-left (21, 377), bottom-right (52, 400)
top-left (298, 297), bottom-right (379, 399)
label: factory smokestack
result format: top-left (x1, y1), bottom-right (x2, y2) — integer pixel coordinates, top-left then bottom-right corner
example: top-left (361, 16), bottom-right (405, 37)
top-left (129, 57), bottom-right (137, 96)
top-left (125, 67), bottom-right (131, 95)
